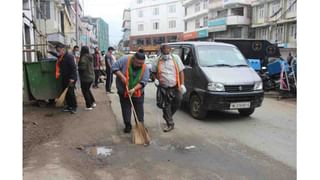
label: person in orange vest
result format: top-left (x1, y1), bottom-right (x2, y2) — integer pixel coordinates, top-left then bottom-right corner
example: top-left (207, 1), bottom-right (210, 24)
top-left (112, 49), bottom-right (150, 133)
top-left (152, 44), bottom-right (186, 132)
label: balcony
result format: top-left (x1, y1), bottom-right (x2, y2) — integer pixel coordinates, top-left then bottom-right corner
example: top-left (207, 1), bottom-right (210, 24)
top-left (223, 0), bottom-right (252, 7)
top-left (226, 15), bottom-right (250, 25)
top-left (47, 32), bottom-right (65, 45)
top-left (184, 9), bottom-right (209, 21)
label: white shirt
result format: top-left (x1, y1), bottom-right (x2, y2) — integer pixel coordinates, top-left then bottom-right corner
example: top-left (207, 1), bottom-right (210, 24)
top-left (152, 54), bottom-right (185, 87)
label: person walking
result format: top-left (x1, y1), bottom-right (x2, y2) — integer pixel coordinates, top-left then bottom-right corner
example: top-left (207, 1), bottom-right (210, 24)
top-left (78, 46), bottom-right (96, 110)
top-left (92, 47), bottom-right (102, 88)
top-left (112, 49), bottom-right (150, 133)
top-left (55, 44), bottom-right (78, 114)
top-left (151, 44), bottom-right (186, 132)
top-left (105, 46), bottom-right (116, 93)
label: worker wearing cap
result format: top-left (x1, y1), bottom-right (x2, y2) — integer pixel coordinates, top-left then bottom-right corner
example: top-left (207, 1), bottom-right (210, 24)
top-left (112, 49), bottom-right (150, 133)
top-left (152, 44), bottom-right (186, 132)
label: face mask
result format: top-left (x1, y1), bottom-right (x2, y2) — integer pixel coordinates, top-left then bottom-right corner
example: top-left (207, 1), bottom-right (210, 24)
top-left (162, 54), bottom-right (170, 61)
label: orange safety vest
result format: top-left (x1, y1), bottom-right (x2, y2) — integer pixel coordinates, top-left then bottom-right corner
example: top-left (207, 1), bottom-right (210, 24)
top-left (55, 54), bottom-right (64, 79)
top-left (156, 55), bottom-right (181, 89)
top-left (124, 56), bottom-right (146, 97)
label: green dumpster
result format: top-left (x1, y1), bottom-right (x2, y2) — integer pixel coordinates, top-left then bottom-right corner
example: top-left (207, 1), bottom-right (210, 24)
top-left (24, 59), bottom-right (63, 101)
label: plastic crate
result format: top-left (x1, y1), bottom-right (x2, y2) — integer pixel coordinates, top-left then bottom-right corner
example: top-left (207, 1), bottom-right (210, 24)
top-left (247, 59), bottom-right (261, 71)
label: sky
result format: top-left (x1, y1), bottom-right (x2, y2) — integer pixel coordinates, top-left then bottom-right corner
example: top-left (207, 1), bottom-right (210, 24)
top-left (82, 0), bottom-right (131, 46)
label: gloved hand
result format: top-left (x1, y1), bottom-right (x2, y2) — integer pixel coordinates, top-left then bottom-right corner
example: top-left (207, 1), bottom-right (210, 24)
top-left (128, 88), bottom-right (136, 96)
top-left (181, 85), bottom-right (187, 94)
top-left (154, 79), bottom-right (159, 87)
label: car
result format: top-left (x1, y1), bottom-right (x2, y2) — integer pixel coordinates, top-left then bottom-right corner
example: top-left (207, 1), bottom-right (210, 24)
top-left (167, 42), bottom-right (264, 119)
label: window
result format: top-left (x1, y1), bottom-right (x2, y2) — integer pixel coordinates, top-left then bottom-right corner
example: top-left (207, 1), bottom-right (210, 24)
top-left (183, 47), bottom-right (193, 66)
top-left (23, 0), bottom-right (29, 10)
top-left (217, 9), bottom-right (228, 18)
top-left (153, 7), bottom-right (159, 16)
top-left (137, 39), bottom-right (144, 45)
top-left (138, 24), bottom-right (144, 31)
top-left (137, 0), bottom-right (143, 4)
top-left (36, 0), bottom-right (50, 19)
top-left (203, 0), bottom-right (208, 9)
top-left (185, 7), bottom-right (188, 16)
top-left (172, 47), bottom-right (182, 57)
top-left (203, 16), bottom-right (208, 27)
top-left (195, 2), bottom-right (200, 12)
top-left (290, 24), bottom-right (296, 39)
top-left (138, 10), bottom-right (143, 18)
top-left (153, 22), bottom-right (159, 30)
top-left (167, 36), bottom-right (177, 42)
top-left (287, 0), bottom-right (296, 13)
top-left (153, 37), bottom-right (165, 45)
top-left (231, 7), bottom-right (244, 16)
top-left (231, 28), bottom-right (242, 38)
top-left (195, 19), bottom-right (200, 29)
top-left (277, 26), bottom-right (284, 41)
top-left (185, 22), bottom-right (188, 31)
top-left (258, 5), bottom-right (264, 19)
top-left (169, 4), bottom-right (176, 13)
top-left (271, 1), bottom-right (280, 15)
top-left (169, 20), bottom-right (176, 29)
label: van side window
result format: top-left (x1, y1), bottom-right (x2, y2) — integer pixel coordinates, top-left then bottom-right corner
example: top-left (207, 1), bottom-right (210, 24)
top-left (172, 47), bottom-right (182, 57)
top-left (182, 47), bottom-right (193, 66)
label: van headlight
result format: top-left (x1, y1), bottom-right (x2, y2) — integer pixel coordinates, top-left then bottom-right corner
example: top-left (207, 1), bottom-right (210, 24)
top-left (208, 82), bottom-right (225, 91)
top-left (254, 81), bottom-right (263, 90)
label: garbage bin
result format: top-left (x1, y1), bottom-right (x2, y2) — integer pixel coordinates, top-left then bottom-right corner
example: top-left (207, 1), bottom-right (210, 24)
top-left (24, 58), bottom-right (62, 101)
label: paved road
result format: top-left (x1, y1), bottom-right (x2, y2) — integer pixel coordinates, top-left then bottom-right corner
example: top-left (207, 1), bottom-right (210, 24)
top-left (109, 82), bottom-right (296, 179)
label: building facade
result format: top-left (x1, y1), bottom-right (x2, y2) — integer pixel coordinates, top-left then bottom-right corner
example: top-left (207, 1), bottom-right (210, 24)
top-left (95, 18), bottom-right (109, 52)
top-left (23, 0), bottom-right (37, 62)
top-left (129, 0), bottom-right (185, 53)
top-left (182, 0), bottom-right (253, 41)
top-left (120, 9), bottom-right (131, 53)
top-left (251, 0), bottom-right (296, 56)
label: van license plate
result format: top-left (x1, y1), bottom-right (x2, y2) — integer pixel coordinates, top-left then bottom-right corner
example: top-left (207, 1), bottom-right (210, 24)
top-left (230, 102), bottom-right (251, 109)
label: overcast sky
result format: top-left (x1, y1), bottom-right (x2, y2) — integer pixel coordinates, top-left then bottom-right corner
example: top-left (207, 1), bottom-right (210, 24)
top-left (82, 0), bottom-right (131, 46)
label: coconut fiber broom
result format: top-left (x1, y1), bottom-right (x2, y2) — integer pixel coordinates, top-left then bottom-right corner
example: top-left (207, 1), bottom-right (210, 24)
top-left (127, 89), bottom-right (151, 145)
top-left (55, 87), bottom-right (69, 107)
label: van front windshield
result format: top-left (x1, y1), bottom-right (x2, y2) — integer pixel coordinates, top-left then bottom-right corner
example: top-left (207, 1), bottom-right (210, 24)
top-left (197, 45), bottom-right (248, 67)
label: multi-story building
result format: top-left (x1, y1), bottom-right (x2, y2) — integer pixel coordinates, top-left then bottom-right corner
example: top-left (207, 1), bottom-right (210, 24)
top-left (251, 0), bottom-right (296, 56)
top-left (94, 18), bottom-right (109, 52)
top-left (23, 0), bottom-right (37, 62)
top-left (121, 9), bottom-right (131, 53)
top-left (182, 0), bottom-right (210, 41)
top-left (183, 0), bottom-right (253, 41)
top-left (81, 16), bottom-right (99, 51)
top-left (129, 0), bottom-right (185, 53)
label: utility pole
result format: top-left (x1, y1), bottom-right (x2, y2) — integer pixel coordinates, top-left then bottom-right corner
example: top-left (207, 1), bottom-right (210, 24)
top-left (75, 0), bottom-right (78, 45)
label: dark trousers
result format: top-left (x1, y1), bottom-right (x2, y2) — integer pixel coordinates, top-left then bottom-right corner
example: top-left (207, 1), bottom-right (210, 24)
top-left (94, 70), bottom-right (100, 87)
top-left (80, 81), bottom-right (95, 108)
top-left (105, 69), bottom-right (113, 92)
top-left (161, 87), bottom-right (181, 126)
top-left (118, 94), bottom-right (144, 127)
top-left (63, 82), bottom-right (77, 109)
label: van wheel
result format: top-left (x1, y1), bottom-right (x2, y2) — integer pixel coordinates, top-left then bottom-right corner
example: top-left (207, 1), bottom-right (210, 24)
top-left (189, 95), bottom-right (207, 119)
top-left (238, 108), bottom-right (255, 116)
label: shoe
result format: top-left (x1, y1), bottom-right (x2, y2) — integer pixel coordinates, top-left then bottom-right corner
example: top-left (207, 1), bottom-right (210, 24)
top-left (85, 107), bottom-right (93, 111)
top-left (123, 125), bottom-right (132, 133)
top-left (62, 107), bottom-right (71, 112)
top-left (92, 103), bottom-right (97, 108)
top-left (163, 125), bottom-right (174, 132)
top-left (70, 108), bottom-right (77, 114)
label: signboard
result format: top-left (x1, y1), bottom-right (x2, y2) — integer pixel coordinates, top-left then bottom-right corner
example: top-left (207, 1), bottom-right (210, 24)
top-left (197, 29), bottom-right (208, 38)
top-left (183, 32), bottom-right (197, 40)
top-left (208, 18), bottom-right (227, 32)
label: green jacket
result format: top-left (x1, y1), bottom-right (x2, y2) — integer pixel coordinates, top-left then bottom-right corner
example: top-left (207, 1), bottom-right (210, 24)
top-left (78, 54), bottom-right (95, 82)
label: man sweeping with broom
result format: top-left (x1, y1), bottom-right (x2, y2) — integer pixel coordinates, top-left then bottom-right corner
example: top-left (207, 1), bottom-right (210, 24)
top-left (112, 49), bottom-right (150, 134)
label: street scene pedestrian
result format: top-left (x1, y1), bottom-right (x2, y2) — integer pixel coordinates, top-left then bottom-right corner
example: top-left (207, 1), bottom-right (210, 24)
top-left (55, 44), bottom-right (78, 114)
top-left (78, 46), bottom-right (96, 110)
top-left (92, 47), bottom-right (102, 88)
top-left (112, 49), bottom-right (150, 133)
top-left (105, 46), bottom-right (116, 93)
top-left (152, 44), bottom-right (186, 132)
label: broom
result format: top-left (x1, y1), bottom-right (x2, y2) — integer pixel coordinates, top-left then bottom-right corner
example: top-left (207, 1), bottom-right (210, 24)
top-left (55, 87), bottom-right (69, 107)
top-left (127, 88), bottom-right (151, 145)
